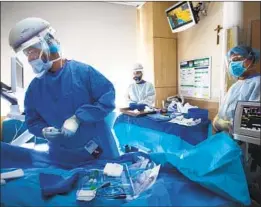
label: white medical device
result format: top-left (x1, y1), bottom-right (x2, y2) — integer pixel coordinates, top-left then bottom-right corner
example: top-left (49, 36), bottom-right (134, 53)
top-left (11, 57), bottom-right (24, 93)
top-left (1, 57), bottom-right (34, 146)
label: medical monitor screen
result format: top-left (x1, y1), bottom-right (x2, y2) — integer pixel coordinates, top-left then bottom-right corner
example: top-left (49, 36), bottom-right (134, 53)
top-left (16, 61), bottom-right (24, 89)
top-left (240, 106), bottom-right (261, 131)
top-left (11, 57), bottom-right (24, 93)
top-left (166, 1), bottom-right (196, 33)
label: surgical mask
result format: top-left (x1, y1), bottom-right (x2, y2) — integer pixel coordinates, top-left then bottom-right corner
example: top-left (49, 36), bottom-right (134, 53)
top-left (30, 58), bottom-right (53, 74)
top-left (29, 57), bottom-right (61, 78)
top-left (134, 76), bottom-right (142, 82)
top-left (229, 60), bottom-right (247, 78)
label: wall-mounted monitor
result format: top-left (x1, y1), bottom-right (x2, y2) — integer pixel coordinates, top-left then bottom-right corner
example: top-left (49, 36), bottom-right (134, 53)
top-left (166, 1), bottom-right (198, 33)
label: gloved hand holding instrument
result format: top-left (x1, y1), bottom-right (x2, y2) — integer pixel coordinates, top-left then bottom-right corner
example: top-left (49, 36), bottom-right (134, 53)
top-left (61, 115), bottom-right (80, 137)
top-left (42, 127), bottom-right (63, 140)
top-left (42, 115), bottom-right (80, 140)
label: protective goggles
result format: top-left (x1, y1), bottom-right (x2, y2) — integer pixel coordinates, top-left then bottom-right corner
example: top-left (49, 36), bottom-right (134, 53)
top-left (228, 55), bottom-right (246, 64)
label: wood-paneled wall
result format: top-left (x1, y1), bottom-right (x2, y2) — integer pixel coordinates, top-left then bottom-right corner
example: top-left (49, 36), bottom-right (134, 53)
top-left (137, 2), bottom-right (178, 108)
top-left (154, 38), bottom-right (177, 87)
top-left (251, 19), bottom-right (260, 72)
top-left (152, 2), bottom-right (178, 39)
top-left (156, 87), bottom-right (178, 108)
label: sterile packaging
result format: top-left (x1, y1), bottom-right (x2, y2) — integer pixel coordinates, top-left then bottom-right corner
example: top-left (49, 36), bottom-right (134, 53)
top-left (131, 165), bottom-right (161, 197)
top-left (77, 165), bottom-right (135, 202)
top-left (128, 156), bottom-right (154, 170)
top-left (76, 157), bottom-right (160, 203)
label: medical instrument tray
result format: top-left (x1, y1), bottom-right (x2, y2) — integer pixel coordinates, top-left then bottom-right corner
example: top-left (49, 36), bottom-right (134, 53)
top-left (78, 164), bottom-right (135, 199)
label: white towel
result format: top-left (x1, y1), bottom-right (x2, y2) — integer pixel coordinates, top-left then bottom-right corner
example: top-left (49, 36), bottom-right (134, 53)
top-left (169, 116), bottom-right (201, 126)
top-left (103, 163), bottom-right (123, 177)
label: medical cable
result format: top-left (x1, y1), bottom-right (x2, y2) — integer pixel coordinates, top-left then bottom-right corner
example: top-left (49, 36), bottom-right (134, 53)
top-left (11, 121), bottom-right (25, 142)
top-left (79, 178), bottom-right (127, 200)
top-left (96, 185), bottom-right (127, 199)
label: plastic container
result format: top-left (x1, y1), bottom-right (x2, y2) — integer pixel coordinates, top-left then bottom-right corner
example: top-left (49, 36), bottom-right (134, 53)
top-left (188, 108), bottom-right (209, 121)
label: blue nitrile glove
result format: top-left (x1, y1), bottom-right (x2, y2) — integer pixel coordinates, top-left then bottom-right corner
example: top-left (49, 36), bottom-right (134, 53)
top-left (137, 104), bottom-right (147, 111)
top-left (129, 103), bottom-right (139, 110)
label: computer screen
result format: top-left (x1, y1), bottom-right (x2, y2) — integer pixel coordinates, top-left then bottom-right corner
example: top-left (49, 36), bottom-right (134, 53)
top-left (11, 57), bottom-right (24, 92)
top-left (166, 1), bottom-right (197, 33)
top-left (233, 101), bottom-right (261, 145)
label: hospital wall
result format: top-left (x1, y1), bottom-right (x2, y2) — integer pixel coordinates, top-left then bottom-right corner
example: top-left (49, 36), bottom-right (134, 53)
top-left (177, 2), bottom-right (260, 121)
top-left (137, 2), bottom-right (178, 108)
top-left (177, 2), bottom-right (223, 120)
top-left (0, 2), bottom-right (137, 110)
top-left (243, 1), bottom-right (261, 45)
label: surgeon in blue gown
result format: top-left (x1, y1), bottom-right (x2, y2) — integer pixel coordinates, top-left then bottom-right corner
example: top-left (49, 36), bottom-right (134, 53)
top-left (8, 17), bottom-right (119, 165)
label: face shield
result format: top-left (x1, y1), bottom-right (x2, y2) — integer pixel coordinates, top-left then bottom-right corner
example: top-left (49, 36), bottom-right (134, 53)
top-left (15, 28), bottom-right (61, 78)
top-left (226, 53), bottom-right (250, 78)
top-left (225, 52), bottom-right (244, 79)
top-left (226, 46), bottom-right (260, 77)
top-left (228, 55), bottom-right (246, 65)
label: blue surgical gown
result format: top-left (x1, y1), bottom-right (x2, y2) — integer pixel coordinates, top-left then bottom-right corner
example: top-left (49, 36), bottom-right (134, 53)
top-left (24, 60), bottom-right (119, 165)
top-left (218, 75), bottom-right (260, 122)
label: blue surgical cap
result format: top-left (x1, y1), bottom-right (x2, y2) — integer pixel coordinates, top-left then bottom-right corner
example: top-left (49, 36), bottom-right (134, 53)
top-left (227, 45), bottom-right (260, 63)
